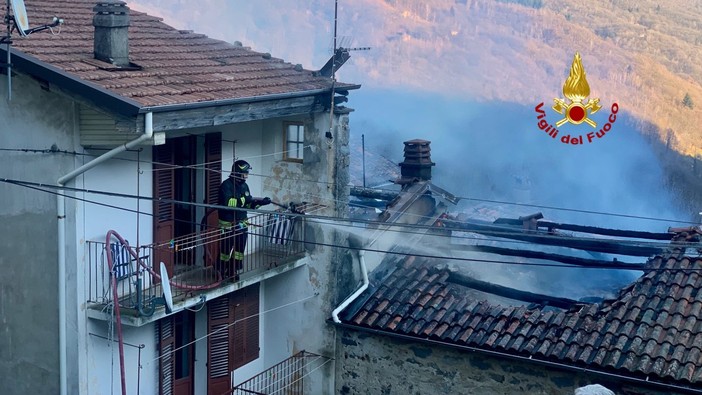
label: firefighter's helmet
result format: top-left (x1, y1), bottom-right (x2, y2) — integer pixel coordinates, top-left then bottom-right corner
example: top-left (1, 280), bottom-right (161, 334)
top-left (232, 159), bottom-right (251, 177)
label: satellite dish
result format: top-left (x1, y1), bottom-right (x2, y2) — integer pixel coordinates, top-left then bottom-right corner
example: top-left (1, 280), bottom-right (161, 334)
top-left (9, 0), bottom-right (30, 36)
top-left (160, 262), bottom-right (174, 314)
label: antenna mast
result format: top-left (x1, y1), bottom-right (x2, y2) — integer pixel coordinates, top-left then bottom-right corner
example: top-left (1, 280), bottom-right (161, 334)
top-left (1, 0), bottom-right (63, 101)
top-left (325, 0), bottom-right (370, 140)
top-left (2, 0), bottom-right (12, 100)
top-left (326, 0), bottom-right (339, 140)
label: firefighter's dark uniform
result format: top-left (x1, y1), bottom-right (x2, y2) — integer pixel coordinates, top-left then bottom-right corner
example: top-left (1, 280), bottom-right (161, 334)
top-left (217, 173), bottom-right (268, 279)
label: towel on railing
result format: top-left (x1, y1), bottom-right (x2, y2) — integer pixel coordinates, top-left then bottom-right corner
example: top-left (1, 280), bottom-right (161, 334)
top-left (266, 214), bottom-right (295, 245)
top-left (110, 241), bottom-right (132, 280)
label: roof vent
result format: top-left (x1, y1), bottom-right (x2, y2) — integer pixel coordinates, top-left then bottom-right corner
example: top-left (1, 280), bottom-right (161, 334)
top-left (93, 1), bottom-right (130, 67)
top-left (399, 139), bottom-right (435, 182)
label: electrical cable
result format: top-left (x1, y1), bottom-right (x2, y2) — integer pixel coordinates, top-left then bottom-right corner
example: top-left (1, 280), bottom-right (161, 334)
top-left (0, 177), bottom-right (688, 249)
top-left (7, 144), bottom-right (694, 227)
top-left (6, 145), bottom-right (694, 226)
top-left (1, 178), bottom-right (693, 258)
top-left (4, 179), bottom-right (700, 275)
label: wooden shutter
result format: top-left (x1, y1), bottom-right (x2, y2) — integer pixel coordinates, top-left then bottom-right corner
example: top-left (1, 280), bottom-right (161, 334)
top-left (205, 132), bottom-right (222, 205)
top-left (207, 285), bottom-right (261, 394)
top-left (204, 133), bottom-right (222, 267)
top-left (153, 144), bottom-right (175, 279)
top-left (159, 317), bottom-right (176, 395)
top-left (232, 283), bottom-right (260, 369)
top-left (207, 296), bottom-right (232, 395)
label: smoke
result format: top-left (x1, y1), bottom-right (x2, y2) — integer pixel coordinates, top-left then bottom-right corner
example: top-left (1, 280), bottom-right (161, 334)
top-left (348, 88), bottom-right (688, 230)
top-left (348, 87), bottom-right (689, 300)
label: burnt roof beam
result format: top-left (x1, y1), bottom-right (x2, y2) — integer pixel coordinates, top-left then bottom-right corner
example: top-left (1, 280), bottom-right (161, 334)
top-left (447, 244), bottom-right (645, 270)
top-left (493, 217), bottom-right (674, 240)
top-left (446, 270), bottom-right (582, 309)
top-left (443, 219), bottom-right (664, 257)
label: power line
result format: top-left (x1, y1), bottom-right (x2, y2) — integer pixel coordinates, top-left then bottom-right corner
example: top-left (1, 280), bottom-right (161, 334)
top-left (1, 177), bottom-right (685, 251)
top-left (9, 179), bottom-right (697, 272)
top-left (5, 145), bottom-right (692, 226)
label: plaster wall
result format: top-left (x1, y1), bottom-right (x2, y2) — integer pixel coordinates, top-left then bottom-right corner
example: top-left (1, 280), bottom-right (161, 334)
top-left (85, 320), bottom-right (159, 395)
top-left (0, 73), bottom-right (79, 394)
top-left (256, 111), bottom-right (352, 394)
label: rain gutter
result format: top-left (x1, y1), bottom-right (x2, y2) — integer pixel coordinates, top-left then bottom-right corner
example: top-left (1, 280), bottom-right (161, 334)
top-left (0, 48), bottom-right (142, 117)
top-left (137, 83), bottom-right (362, 114)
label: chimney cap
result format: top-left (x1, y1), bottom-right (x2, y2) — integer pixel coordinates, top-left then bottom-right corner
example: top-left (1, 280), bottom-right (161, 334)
top-left (404, 139), bottom-right (431, 145)
top-left (93, 1), bottom-right (129, 14)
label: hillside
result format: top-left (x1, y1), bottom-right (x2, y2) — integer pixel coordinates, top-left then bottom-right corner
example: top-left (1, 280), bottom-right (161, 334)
top-left (128, 0), bottom-right (702, 156)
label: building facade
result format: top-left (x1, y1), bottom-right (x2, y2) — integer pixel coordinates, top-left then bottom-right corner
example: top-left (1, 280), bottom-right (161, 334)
top-left (0, 1), bottom-right (357, 394)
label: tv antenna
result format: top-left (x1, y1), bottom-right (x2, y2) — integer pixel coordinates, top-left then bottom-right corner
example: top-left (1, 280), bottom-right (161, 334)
top-left (324, 0), bottom-right (370, 140)
top-left (2, 0), bottom-right (63, 100)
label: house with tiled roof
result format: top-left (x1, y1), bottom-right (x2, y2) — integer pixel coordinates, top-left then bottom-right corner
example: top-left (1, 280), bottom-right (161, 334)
top-left (0, 1), bottom-right (357, 394)
top-left (337, 142), bottom-right (702, 394)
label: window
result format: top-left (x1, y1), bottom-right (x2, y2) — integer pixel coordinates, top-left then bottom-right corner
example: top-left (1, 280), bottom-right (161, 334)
top-left (283, 122), bottom-right (304, 162)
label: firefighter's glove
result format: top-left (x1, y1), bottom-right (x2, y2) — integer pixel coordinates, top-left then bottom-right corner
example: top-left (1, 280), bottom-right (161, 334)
top-left (262, 197), bottom-right (272, 206)
top-left (236, 221), bottom-right (249, 231)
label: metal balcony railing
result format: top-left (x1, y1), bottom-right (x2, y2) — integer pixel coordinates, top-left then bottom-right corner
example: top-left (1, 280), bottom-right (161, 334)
top-left (86, 209), bottom-right (308, 315)
top-left (228, 351), bottom-right (332, 395)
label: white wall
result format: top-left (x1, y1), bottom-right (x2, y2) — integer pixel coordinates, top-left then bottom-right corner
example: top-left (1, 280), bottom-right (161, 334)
top-left (79, 149), bottom-right (154, 244)
top-left (262, 266), bottom-right (315, 366)
top-left (86, 319), bottom-right (159, 395)
top-left (220, 122), bottom-right (265, 196)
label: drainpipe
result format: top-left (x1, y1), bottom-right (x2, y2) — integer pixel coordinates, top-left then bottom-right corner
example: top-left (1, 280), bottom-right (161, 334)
top-left (56, 112), bottom-right (153, 395)
top-left (332, 248), bottom-right (368, 323)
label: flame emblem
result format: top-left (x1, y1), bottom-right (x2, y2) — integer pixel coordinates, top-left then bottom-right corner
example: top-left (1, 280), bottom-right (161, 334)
top-left (552, 52), bottom-right (601, 128)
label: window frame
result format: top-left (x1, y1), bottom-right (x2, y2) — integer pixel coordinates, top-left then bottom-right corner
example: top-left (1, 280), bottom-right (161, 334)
top-left (283, 122), bottom-right (305, 163)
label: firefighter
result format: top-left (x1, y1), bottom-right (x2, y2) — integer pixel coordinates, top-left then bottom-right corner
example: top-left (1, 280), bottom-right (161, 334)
top-left (217, 159), bottom-right (271, 280)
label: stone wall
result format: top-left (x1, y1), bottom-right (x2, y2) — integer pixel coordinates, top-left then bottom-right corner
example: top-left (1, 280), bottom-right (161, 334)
top-left (336, 328), bottom-right (688, 395)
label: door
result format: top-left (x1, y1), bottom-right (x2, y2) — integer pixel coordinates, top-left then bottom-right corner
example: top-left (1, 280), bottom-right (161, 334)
top-left (155, 134), bottom-right (219, 275)
top-left (174, 311), bottom-right (195, 395)
top-left (159, 311), bottom-right (195, 395)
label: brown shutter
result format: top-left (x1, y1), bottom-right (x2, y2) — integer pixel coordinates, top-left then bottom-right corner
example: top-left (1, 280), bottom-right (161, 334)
top-left (243, 283), bottom-right (260, 365)
top-left (158, 316), bottom-right (176, 395)
top-left (207, 285), bottom-right (260, 394)
top-left (153, 144), bottom-right (175, 279)
top-left (205, 132), bottom-right (222, 205)
top-left (233, 283), bottom-right (260, 369)
top-left (207, 296), bottom-right (233, 395)
top-left (204, 133), bottom-right (222, 267)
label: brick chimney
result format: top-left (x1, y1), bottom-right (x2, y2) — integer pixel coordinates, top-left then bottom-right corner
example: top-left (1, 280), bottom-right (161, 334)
top-left (399, 139), bottom-right (435, 181)
top-left (93, 1), bottom-right (130, 67)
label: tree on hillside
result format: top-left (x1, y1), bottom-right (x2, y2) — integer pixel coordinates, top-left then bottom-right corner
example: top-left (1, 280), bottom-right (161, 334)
top-left (683, 93), bottom-right (694, 109)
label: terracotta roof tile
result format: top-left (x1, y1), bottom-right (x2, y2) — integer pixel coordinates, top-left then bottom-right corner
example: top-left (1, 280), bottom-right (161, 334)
top-left (14, 0), bottom-right (355, 109)
top-left (343, 251), bottom-right (702, 387)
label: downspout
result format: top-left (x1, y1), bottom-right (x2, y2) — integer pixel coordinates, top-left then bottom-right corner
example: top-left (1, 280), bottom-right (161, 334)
top-left (332, 229), bottom-right (386, 323)
top-left (332, 250), bottom-right (367, 323)
top-left (56, 112), bottom-right (153, 395)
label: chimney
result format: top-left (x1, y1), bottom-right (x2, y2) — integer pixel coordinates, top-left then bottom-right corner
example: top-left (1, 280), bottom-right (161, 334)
top-left (399, 139), bottom-right (435, 181)
top-left (93, 1), bottom-right (130, 67)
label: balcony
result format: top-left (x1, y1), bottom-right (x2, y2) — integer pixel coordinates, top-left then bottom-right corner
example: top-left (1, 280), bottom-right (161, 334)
top-left (229, 351), bottom-right (332, 395)
top-left (86, 207), bottom-right (315, 326)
